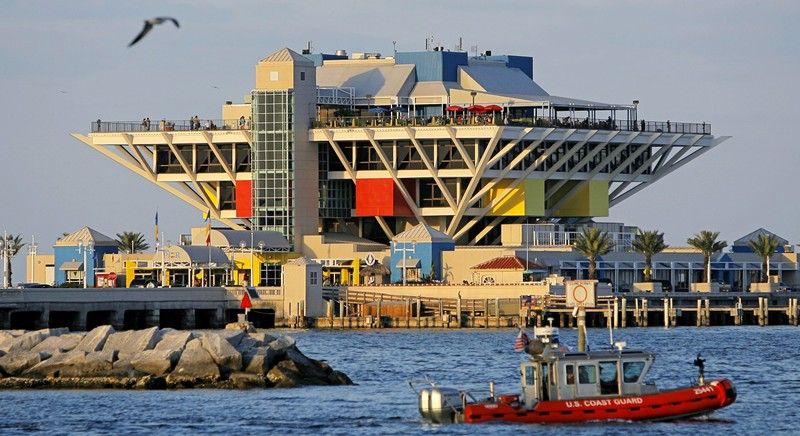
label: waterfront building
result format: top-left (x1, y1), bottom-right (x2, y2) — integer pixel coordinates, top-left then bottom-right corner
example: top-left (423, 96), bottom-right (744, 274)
top-left (72, 44), bottom-right (800, 294)
top-left (53, 227), bottom-right (118, 287)
top-left (73, 46), bottom-right (726, 249)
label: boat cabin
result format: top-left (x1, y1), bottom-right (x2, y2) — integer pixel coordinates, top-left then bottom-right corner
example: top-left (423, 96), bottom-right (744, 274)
top-left (520, 349), bottom-right (656, 408)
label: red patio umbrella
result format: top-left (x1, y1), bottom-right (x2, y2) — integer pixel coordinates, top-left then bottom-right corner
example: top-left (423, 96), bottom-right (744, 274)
top-left (484, 104), bottom-right (503, 112)
top-left (467, 105), bottom-right (486, 113)
top-left (446, 105), bottom-right (464, 112)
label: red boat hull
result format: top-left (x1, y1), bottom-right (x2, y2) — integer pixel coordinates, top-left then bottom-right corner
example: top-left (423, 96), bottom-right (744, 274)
top-left (463, 378), bottom-right (736, 424)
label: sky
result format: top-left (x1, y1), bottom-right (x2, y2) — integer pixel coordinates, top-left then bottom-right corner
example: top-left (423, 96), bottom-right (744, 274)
top-left (1, 0), bottom-right (799, 281)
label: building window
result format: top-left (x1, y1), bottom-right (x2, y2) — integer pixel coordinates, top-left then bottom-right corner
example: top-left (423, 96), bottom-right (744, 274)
top-left (309, 271), bottom-right (318, 285)
top-left (270, 71), bottom-right (279, 81)
top-left (260, 263), bottom-right (282, 286)
top-left (300, 71), bottom-right (306, 81)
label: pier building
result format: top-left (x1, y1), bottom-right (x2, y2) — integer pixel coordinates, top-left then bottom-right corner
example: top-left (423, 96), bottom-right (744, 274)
top-left (72, 45), bottom-right (728, 255)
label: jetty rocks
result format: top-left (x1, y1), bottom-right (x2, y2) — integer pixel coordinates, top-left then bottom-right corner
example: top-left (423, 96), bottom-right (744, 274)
top-left (0, 326), bottom-right (352, 389)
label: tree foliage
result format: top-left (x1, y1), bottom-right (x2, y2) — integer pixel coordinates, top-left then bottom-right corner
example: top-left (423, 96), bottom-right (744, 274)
top-left (748, 233), bottom-right (779, 282)
top-left (631, 230), bottom-right (668, 281)
top-left (573, 227), bottom-right (615, 279)
top-left (116, 232), bottom-right (150, 253)
top-left (687, 231), bottom-right (727, 284)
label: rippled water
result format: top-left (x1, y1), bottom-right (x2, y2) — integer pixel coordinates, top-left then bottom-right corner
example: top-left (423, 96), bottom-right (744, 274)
top-left (1, 326), bottom-right (798, 435)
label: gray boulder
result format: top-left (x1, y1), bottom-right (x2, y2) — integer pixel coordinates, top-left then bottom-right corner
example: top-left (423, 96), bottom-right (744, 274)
top-left (75, 325), bottom-right (115, 352)
top-left (242, 347), bottom-right (280, 375)
top-left (24, 351), bottom-right (87, 378)
top-left (103, 327), bottom-right (159, 355)
top-left (286, 348), bottom-right (331, 382)
top-left (155, 330), bottom-right (193, 352)
top-left (268, 336), bottom-right (296, 360)
top-left (130, 349), bottom-right (181, 376)
top-left (266, 359), bottom-right (302, 388)
top-left (199, 333), bottom-right (242, 375)
top-left (229, 372), bottom-right (267, 388)
top-left (248, 332), bottom-right (277, 345)
top-left (1, 328), bottom-right (69, 354)
top-left (31, 333), bottom-right (84, 354)
top-left (171, 339), bottom-right (220, 380)
top-left (65, 350), bottom-right (118, 377)
top-left (0, 350), bottom-right (52, 376)
top-left (214, 330), bottom-right (245, 348)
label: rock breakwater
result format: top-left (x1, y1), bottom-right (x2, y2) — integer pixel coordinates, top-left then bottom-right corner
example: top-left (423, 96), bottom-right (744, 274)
top-left (0, 326), bottom-right (352, 389)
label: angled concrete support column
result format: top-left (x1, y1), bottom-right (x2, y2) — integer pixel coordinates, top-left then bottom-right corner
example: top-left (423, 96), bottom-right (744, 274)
top-left (38, 308), bottom-right (50, 330)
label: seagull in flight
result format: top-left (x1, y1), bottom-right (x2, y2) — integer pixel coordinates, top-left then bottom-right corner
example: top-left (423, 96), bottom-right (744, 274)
top-left (128, 17), bottom-right (180, 47)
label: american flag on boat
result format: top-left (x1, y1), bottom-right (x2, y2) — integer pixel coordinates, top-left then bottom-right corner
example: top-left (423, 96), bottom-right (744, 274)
top-left (514, 328), bottom-right (529, 352)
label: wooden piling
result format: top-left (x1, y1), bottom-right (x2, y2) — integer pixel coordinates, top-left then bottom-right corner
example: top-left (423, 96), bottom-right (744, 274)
top-left (663, 298), bottom-right (669, 328)
top-left (621, 298), bottom-right (627, 328)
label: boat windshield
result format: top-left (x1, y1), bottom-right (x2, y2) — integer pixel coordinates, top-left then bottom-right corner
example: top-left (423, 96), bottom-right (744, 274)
top-left (623, 361), bottom-right (646, 383)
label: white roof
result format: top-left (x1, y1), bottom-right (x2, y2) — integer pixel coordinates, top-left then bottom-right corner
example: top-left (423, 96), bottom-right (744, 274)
top-left (410, 81), bottom-right (461, 98)
top-left (316, 64), bottom-right (415, 99)
top-left (214, 230), bottom-right (290, 250)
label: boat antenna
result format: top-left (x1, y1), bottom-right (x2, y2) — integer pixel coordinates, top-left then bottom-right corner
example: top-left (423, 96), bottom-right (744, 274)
top-left (607, 300), bottom-right (614, 347)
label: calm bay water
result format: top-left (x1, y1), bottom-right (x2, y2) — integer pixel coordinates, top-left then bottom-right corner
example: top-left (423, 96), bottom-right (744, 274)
top-left (0, 326), bottom-right (797, 435)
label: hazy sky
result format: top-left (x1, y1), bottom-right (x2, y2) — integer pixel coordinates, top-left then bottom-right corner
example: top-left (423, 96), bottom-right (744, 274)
top-left (1, 1), bottom-right (798, 279)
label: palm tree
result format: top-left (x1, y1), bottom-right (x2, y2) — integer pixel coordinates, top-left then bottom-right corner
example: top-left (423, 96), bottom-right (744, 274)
top-left (2, 234), bottom-right (26, 286)
top-left (573, 227), bottom-right (615, 279)
top-left (116, 232), bottom-right (150, 253)
top-left (631, 230), bottom-right (668, 282)
top-left (748, 233), bottom-right (779, 282)
top-left (687, 231), bottom-right (727, 285)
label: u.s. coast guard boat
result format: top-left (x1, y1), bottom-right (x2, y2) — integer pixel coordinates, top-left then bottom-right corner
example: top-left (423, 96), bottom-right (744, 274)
top-left (415, 327), bottom-right (736, 424)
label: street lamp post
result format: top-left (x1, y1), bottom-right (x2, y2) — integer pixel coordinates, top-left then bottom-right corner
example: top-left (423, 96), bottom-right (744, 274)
top-left (77, 241), bottom-right (94, 289)
top-left (0, 232), bottom-right (8, 288)
top-left (470, 91), bottom-right (477, 107)
top-left (29, 236), bottom-right (38, 284)
top-left (258, 241), bottom-right (265, 286)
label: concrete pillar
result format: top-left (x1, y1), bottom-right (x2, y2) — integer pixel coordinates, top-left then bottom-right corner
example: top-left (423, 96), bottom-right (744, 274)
top-left (696, 299), bottom-right (703, 327)
top-left (0, 310), bottom-right (10, 329)
top-left (75, 310), bottom-right (88, 332)
top-left (111, 310), bottom-right (125, 330)
top-left (704, 299), bottom-right (711, 327)
top-left (182, 309), bottom-right (196, 329)
top-left (213, 307), bottom-right (225, 328)
top-left (376, 298), bottom-right (382, 328)
top-left (621, 298), bottom-right (627, 328)
top-left (495, 298), bottom-right (501, 328)
top-left (613, 298), bottom-right (619, 329)
top-left (38, 308), bottom-right (50, 330)
top-left (642, 299), bottom-right (649, 327)
top-left (417, 298), bottom-right (422, 328)
top-left (663, 298), bottom-right (669, 328)
top-left (146, 308), bottom-right (160, 327)
top-left (456, 298), bottom-right (462, 328)
top-left (763, 297), bottom-right (769, 326)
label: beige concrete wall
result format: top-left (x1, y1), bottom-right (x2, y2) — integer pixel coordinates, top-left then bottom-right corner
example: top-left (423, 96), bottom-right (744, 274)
top-left (441, 247), bottom-right (516, 284)
top-left (291, 62), bottom-right (320, 248)
top-left (283, 261), bottom-right (325, 317)
top-left (473, 268), bottom-right (524, 284)
top-left (344, 283), bottom-right (552, 300)
top-left (256, 61), bottom-right (296, 90)
top-left (25, 254), bottom-right (54, 284)
top-left (221, 103), bottom-right (251, 121)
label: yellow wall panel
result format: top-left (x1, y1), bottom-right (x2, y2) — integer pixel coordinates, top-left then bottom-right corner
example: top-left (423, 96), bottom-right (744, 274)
top-left (552, 180), bottom-right (609, 217)
top-left (487, 179), bottom-right (544, 216)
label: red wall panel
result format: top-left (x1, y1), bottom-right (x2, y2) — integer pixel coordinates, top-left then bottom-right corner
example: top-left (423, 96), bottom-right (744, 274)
top-left (356, 179), bottom-right (395, 216)
top-left (235, 180), bottom-right (253, 218)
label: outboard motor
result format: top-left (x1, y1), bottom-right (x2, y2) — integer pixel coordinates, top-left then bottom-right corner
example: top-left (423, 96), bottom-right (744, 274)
top-left (418, 387), bottom-right (462, 424)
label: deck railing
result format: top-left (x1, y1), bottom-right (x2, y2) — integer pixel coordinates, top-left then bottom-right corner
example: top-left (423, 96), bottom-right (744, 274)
top-left (311, 114), bottom-right (711, 135)
top-left (90, 119), bottom-right (250, 133)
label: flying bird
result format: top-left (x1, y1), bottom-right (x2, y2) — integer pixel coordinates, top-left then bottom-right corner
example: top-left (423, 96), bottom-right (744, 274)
top-left (128, 17), bottom-right (180, 47)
